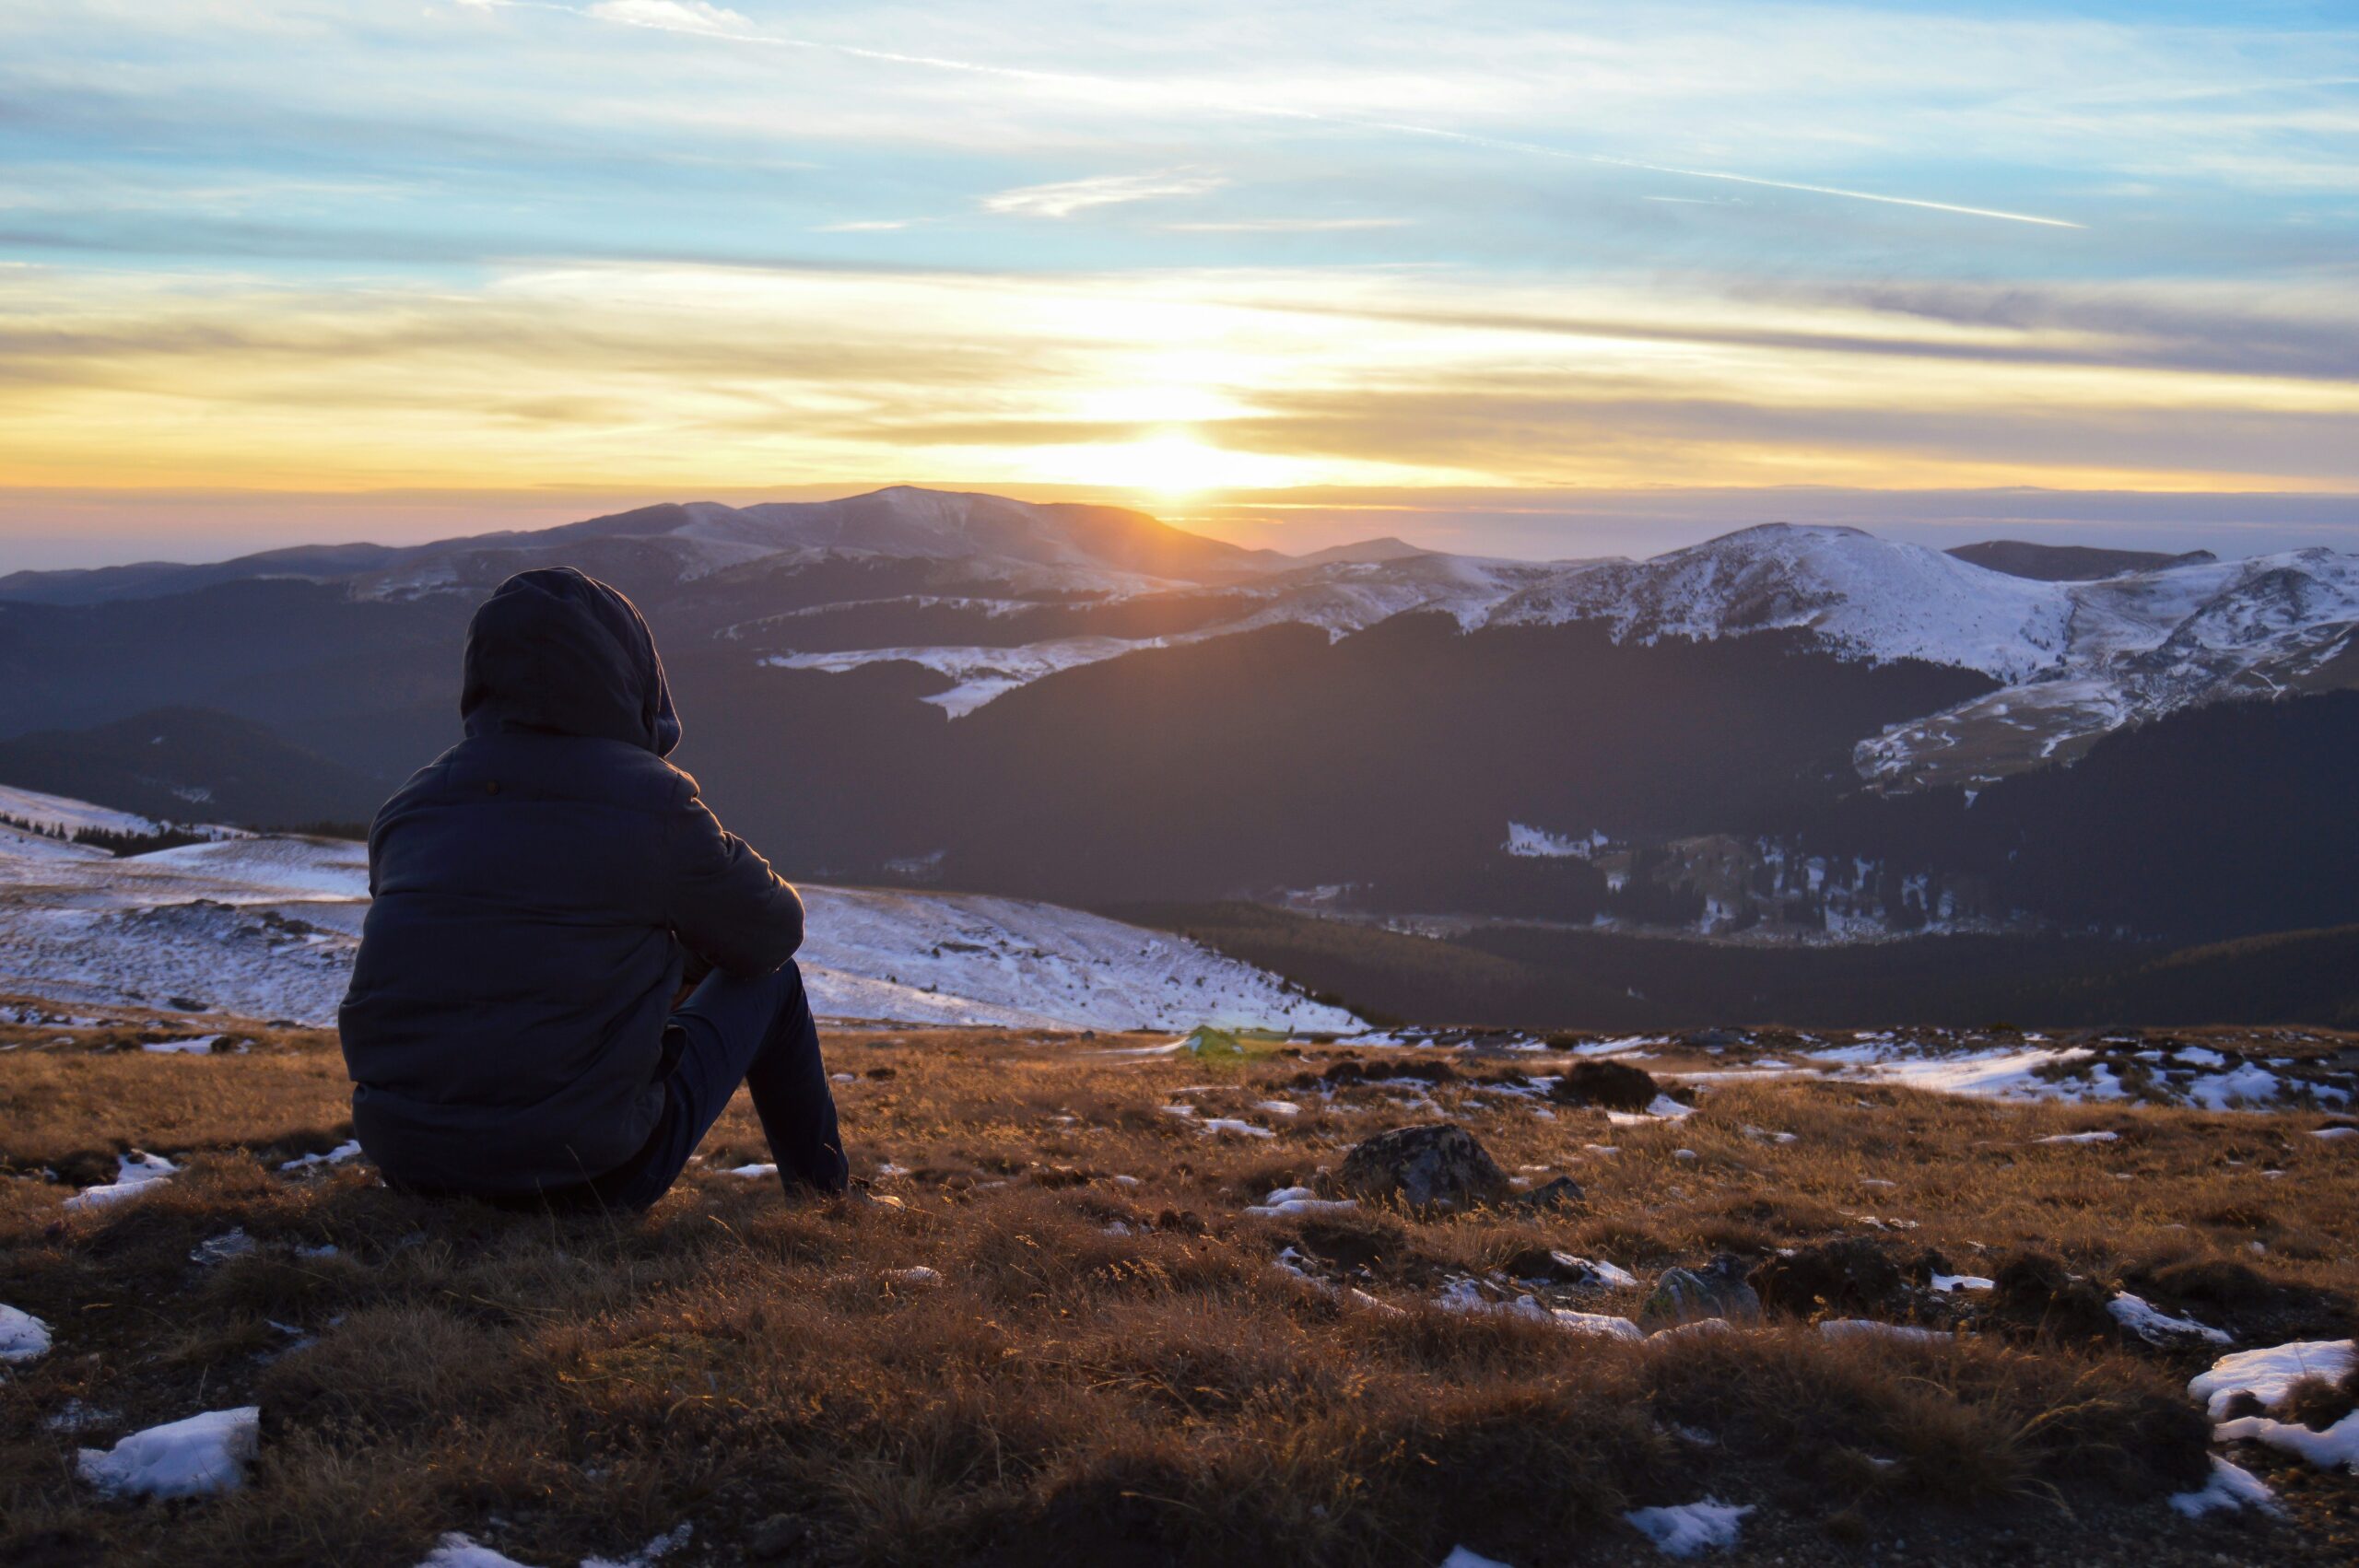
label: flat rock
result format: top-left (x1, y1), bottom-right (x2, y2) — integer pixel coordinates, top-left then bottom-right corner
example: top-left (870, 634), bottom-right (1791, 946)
top-left (1750, 1238), bottom-right (1903, 1316)
top-left (1332, 1123), bottom-right (1509, 1211)
top-left (1642, 1255), bottom-right (1763, 1328)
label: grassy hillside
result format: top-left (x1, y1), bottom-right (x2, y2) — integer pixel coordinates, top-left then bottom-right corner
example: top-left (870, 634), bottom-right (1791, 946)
top-left (3, 1010), bottom-right (2353, 1564)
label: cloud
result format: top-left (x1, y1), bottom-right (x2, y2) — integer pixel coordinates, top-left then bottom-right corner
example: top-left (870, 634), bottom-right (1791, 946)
top-left (6, 260), bottom-right (2354, 507)
top-left (1159, 217), bottom-right (1411, 233)
top-left (586, 1), bottom-right (748, 33)
top-left (815, 219), bottom-right (913, 232)
top-left (980, 170), bottom-right (1226, 219)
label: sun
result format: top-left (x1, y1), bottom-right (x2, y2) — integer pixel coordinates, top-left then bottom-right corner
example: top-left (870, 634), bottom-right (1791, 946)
top-left (1037, 429), bottom-right (1301, 502)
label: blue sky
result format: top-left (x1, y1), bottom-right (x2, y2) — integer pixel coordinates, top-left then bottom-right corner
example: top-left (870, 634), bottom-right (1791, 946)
top-left (2, 1), bottom-right (2355, 564)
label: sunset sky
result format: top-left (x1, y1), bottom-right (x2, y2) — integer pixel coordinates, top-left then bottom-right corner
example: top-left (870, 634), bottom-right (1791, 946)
top-left (3, 1), bottom-right (2356, 566)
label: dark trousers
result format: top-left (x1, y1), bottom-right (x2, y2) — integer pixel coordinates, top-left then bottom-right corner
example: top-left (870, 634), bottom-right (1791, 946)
top-left (586, 960), bottom-right (848, 1209)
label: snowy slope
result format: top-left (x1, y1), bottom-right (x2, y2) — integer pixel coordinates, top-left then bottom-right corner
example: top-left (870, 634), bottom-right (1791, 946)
top-left (0, 784), bottom-right (172, 837)
top-left (765, 637), bottom-right (1169, 718)
top-left (795, 886), bottom-right (1356, 1032)
top-left (0, 796), bottom-right (1354, 1033)
top-left (1854, 546), bottom-right (2359, 788)
top-left (1488, 524), bottom-right (2072, 679)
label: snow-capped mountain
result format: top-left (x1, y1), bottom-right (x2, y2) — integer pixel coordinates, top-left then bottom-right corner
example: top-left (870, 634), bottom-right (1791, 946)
top-left (3, 487), bottom-right (2353, 801)
top-left (1852, 546), bottom-right (2359, 788)
top-left (1486, 523), bottom-right (2072, 681)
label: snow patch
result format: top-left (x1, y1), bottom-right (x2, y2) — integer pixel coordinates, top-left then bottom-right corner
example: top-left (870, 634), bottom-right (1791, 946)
top-left (2108, 1292), bottom-right (2230, 1346)
top-left (2213, 1410), bottom-right (2359, 1474)
top-left (279, 1140), bottom-right (363, 1171)
top-left (2189, 1339), bottom-right (2355, 1420)
top-left (1623, 1498), bottom-right (1754, 1557)
top-left (2170, 1456), bottom-right (2280, 1518)
top-left (76, 1407), bottom-right (258, 1498)
top-left (0, 1302), bottom-right (53, 1362)
top-left (61, 1151), bottom-right (178, 1211)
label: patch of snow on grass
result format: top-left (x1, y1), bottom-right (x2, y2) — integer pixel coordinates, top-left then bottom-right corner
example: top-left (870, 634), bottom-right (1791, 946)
top-left (1607, 1095), bottom-right (1695, 1125)
top-left (60, 1151), bottom-right (177, 1211)
top-left (417, 1536), bottom-right (536, 1568)
top-left (1247, 1187), bottom-right (1359, 1217)
top-left (141, 1034), bottom-right (225, 1054)
top-left (1440, 1549), bottom-right (1516, 1568)
top-left (2189, 1340), bottom-right (2356, 1420)
top-left (2109, 1293), bottom-right (2230, 1346)
top-left (1623, 1498), bottom-right (1754, 1557)
top-left (279, 1140), bottom-right (363, 1171)
top-left (2035, 1129), bottom-right (2119, 1144)
top-left (1930, 1273), bottom-right (1994, 1293)
top-left (1569, 1036), bottom-right (1663, 1057)
top-left (2186, 1063), bottom-right (2283, 1110)
top-left (2170, 1456), bottom-right (2280, 1518)
top-left (2213, 1410), bottom-right (2359, 1474)
top-left (1543, 1307), bottom-right (1645, 1340)
top-left (1435, 1281), bottom-right (1641, 1339)
top-left (0, 1302), bottom-right (53, 1362)
top-left (76, 1406), bottom-right (258, 1498)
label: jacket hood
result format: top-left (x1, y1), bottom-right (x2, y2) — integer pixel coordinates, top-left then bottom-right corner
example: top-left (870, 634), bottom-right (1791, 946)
top-left (460, 568), bottom-right (682, 755)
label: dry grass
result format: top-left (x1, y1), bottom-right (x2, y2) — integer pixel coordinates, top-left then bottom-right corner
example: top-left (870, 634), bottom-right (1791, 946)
top-left (3, 1007), bottom-right (2356, 1566)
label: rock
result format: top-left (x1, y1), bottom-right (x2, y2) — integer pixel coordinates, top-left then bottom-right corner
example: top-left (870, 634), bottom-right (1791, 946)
top-left (1641, 1255), bottom-right (1763, 1328)
top-left (1332, 1123), bottom-right (1508, 1211)
top-left (1903, 1248), bottom-right (1955, 1285)
top-left (1548, 1059), bottom-right (1661, 1111)
top-left (1512, 1176), bottom-right (1586, 1212)
top-left (746, 1514), bottom-right (811, 1560)
top-left (1988, 1250), bottom-right (2118, 1342)
top-left (1749, 1238), bottom-right (1903, 1316)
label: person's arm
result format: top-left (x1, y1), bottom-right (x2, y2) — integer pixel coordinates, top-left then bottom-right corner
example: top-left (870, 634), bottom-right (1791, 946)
top-left (664, 792), bottom-right (805, 977)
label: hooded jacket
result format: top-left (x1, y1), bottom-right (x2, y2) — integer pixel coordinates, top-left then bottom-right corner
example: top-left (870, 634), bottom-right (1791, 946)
top-left (338, 567), bottom-right (804, 1195)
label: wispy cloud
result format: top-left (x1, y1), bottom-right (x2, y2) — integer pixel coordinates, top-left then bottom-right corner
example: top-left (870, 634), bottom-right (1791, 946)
top-left (980, 170), bottom-right (1226, 219)
top-left (1159, 217), bottom-right (1410, 233)
top-left (814, 219), bottom-right (913, 232)
top-left (585, 1), bottom-right (747, 34)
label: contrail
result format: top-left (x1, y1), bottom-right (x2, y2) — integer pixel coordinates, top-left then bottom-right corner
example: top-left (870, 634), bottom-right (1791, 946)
top-left (490, 0), bottom-right (2085, 231)
top-left (1330, 117), bottom-right (2086, 228)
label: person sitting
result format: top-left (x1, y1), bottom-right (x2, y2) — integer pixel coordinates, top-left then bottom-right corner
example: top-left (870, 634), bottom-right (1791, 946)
top-left (338, 566), bottom-right (847, 1208)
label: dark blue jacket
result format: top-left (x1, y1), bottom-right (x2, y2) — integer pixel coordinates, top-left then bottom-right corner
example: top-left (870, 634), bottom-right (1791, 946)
top-left (339, 568), bottom-right (804, 1195)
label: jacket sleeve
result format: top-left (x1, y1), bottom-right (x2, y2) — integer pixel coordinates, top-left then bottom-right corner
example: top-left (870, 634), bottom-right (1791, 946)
top-left (663, 791), bottom-right (805, 977)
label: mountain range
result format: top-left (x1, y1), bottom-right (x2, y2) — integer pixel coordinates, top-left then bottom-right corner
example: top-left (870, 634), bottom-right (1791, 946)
top-left (3, 486), bottom-right (2354, 960)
